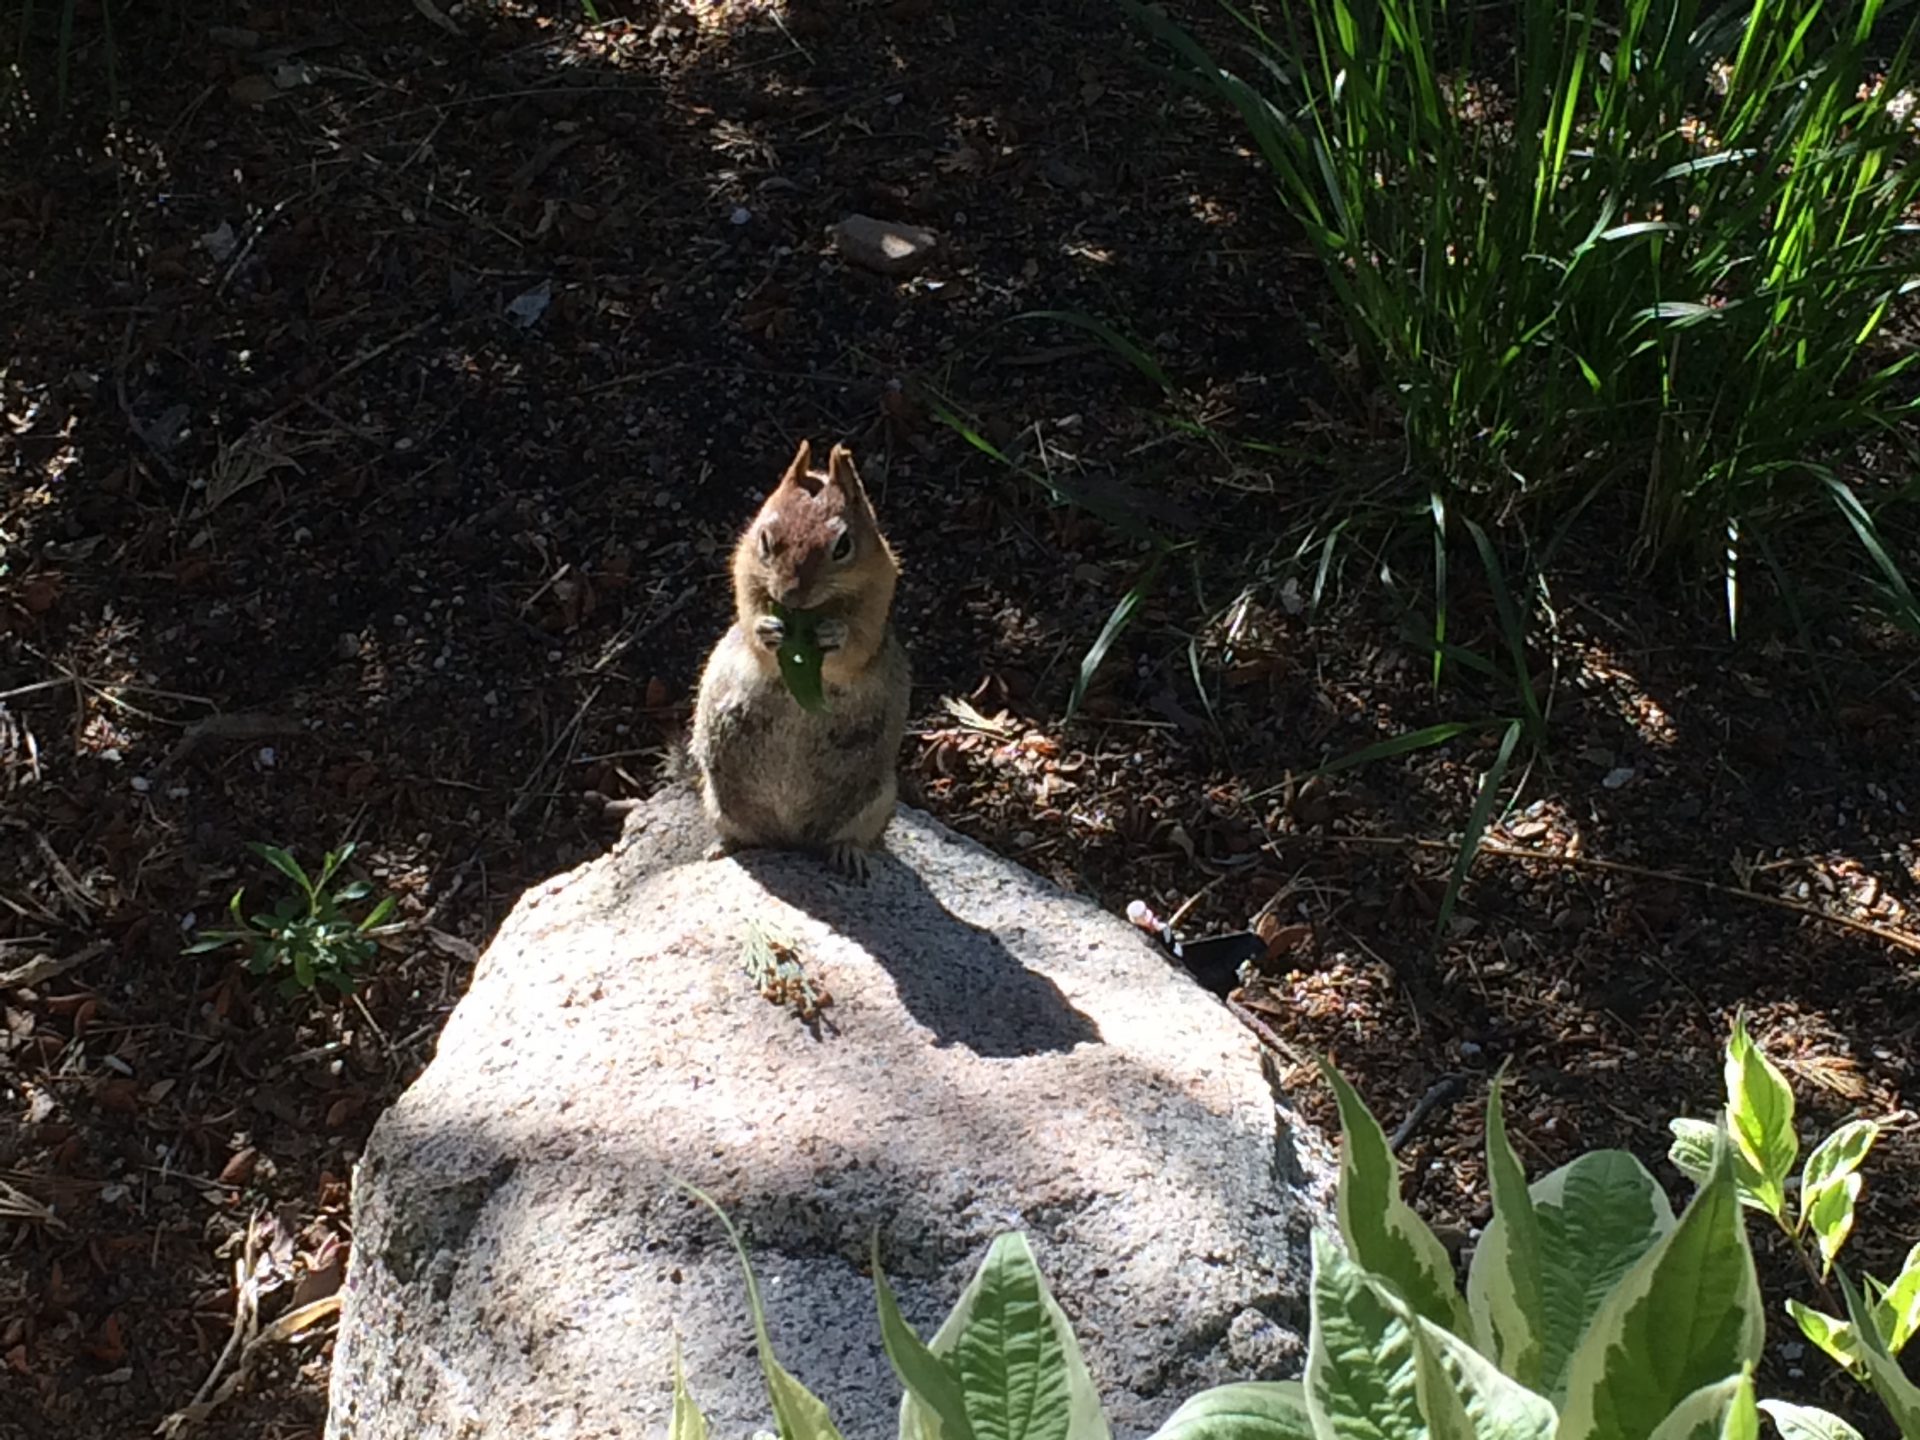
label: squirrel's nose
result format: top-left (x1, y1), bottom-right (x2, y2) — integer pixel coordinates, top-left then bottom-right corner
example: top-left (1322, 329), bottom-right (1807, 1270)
top-left (777, 584), bottom-right (803, 608)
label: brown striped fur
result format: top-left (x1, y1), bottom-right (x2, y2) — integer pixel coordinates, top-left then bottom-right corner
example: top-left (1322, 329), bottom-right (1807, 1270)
top-left (689, 441), bottom-right (910, 877)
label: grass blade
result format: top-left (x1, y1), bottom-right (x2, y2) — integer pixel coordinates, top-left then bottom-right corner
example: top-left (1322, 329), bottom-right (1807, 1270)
top-left (1010, 309), bottom-right (1173, 392)
top-left (1065, 561), bottom-right (1160, 722)
top-left (1429, 491), bottom-right (1448, 692)
top-left (1463, 518), bottom-right (1545, 742)
top-left (1435, 719), bottom-right (1523, 944)
top-left (1821, 472), bottom-right (1920, 633)
top-left (1248, 720), bottom-right (1501, 801)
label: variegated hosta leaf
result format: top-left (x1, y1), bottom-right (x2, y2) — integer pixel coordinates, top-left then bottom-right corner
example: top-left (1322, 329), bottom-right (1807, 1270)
top-left (1319, 1059), bottom-right (1472, 1338)
top-left (907, 1233), bottom-right (1107, 1440)
top-left (1519, 1149), bottom-right (1675, 1405)
top-left (1143, 1382), bottom-right (1317, 1440)
top-left (1724, 1017), bottom-right (1796, 1221)
top-left (1307, 1230), bottom-right (1556, 1440)
top-left (1556, 1127), bottom-right (1763, 1440)
top-left (1755, 1400), bottom-right (1865, 1440)
top-left (1669, 1119), bottom-right (1719, 1190)
top-left (1466, 1069), bottom-right (1545, 1388)
top-left (1305, 1229), bottom-right (1426, 1440)
top-left (1645, 1370), bottom-right (1760, 1440)
top-left (1406, 1304), bottom-right (1557, 1440)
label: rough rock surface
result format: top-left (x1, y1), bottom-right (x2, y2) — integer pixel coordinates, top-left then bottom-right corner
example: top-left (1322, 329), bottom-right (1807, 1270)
top-left (325, 788), bottom-right (1336, 1440)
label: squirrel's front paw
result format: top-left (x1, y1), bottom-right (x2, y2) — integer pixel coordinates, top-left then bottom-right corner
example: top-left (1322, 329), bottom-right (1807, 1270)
top-left (815, 618), bottom-right (849, 652)
top-left (752, 615), bottom-right (786, 651)
top-left (825, 841), bottom-right (872, 881)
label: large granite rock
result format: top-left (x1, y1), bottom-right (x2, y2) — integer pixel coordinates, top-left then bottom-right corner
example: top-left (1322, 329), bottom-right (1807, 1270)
top-left (325, 788), bottom-right (1335, 1440)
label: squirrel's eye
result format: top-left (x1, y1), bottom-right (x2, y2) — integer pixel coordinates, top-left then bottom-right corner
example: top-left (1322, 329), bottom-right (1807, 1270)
top-left (830, 531), bottom-right (854, 563)
top-left (758, 529), bottom-right (774, 559)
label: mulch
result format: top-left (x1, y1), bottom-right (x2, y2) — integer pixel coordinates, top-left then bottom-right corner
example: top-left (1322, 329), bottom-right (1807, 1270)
top-left (1, 2), bottom-right (1915, 1437)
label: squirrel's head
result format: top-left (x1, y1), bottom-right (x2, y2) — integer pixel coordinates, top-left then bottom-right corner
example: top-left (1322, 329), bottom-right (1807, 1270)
top-left (735, 439), bottom-right (898, 620)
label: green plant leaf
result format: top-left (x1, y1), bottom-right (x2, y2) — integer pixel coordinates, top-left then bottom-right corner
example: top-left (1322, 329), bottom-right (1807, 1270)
top-left (670, 1334), bottom-right (710, 1440)
top-left (1785, 1299), bottom-right (1862, 1375)
top-left (1065, 562), bottom-right (1160, 723)
top-left (1798, 1120), bottom-right (1878, 1260)
top-left (359, 894), bottom-right (400, 932)
top-left (676, 1183), bottom-right (847, 1440)
top-left (904, 1234), bottom-right (1106, 1440)
top-left (1144, 1382), bottom-right (1316, 1440)
top-left (1871, 1242), bottom-right (1920, 1354)
top-left (1010, 310), bottom-right (1173, 392)
top-left (1460, 520), bottom-right (1542, 745)
top-left (770, 604), bottom-right (830, 714)
top-left (1406, 1304), bottom-right (1557, 1440)
top-left (1466, 1065), bottom-right (1545, 1388)
top-left (1436, 719), bottom-right (1522, 943)
top-left (1823, 474), bottom-right (1920, 635)
top-left (1724, 1015), bottom-right (1796, 1220)
top-left (1557, 1127), bottom-right (1764, 1440)
top-left (1756, 1400), bottom-right (1864, 1440)
top-left (1304, 1230), bottom-right (1426, 1440)
top-left (947, 1235), bottom-right (1077, 1440)
top-left (249, 842), bottom-right (314, 899)
top-left (1251, 721), bottom-right (1497, 800)
top-left (1838, 1269), bottom-right (1920, 1436)
top-left (1647, 1370), bottom-right (1760, 1440)
top-left (1318, 1058), bottom-right (1471, 1338)
top-left (1804, 1173), bottom-right (1863, 1280)
top-left (1669, 1119), bottom-right (1720, 1188)
top-left (872, 1236), bottom-right (975, 1440)
top-left (1512, 1148), bottom-right (1675, 1404)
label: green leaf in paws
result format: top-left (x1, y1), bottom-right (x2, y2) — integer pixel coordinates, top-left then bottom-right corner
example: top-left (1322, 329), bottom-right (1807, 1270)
top-left (771, 602), bottom-right (830, 713)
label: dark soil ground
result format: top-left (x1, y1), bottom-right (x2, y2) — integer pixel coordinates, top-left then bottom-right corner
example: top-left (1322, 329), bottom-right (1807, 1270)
top-left (2, 2), bottom-right (1917, 1437)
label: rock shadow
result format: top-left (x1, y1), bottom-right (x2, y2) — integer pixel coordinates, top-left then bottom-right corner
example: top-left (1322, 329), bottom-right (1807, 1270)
top-left (734, 847), bottom-right (1101, 1059)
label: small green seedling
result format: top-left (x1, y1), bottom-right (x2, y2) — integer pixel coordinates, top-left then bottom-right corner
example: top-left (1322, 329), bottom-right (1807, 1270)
top-left (184, 841), bottom-right (398, 997)
top-left (770, 602), bottom-right (829, 713)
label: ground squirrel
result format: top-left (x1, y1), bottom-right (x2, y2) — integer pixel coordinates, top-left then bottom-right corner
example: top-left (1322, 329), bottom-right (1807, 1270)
top-left (688, 439), bottom-right (910, 878)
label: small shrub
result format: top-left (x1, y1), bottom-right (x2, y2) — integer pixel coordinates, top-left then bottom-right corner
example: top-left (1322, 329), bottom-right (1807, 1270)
top-left (1672, 1014), bottom-right (1920, 1436)
top-left (184, 841), bottom-right (397, 997)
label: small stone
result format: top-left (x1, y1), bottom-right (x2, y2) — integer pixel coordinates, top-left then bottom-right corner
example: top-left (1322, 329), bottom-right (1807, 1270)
top-left (832, 214), bottom-right (938, 277)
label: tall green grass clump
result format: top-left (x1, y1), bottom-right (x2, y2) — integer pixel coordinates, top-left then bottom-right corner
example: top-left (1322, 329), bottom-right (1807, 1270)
top-left (1131, 0), bottom-right (1920, 615)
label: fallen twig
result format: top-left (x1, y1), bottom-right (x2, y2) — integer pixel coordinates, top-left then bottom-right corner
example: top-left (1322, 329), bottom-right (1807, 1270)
top-left (0, 1177), bottom-right (66, 1231)
top-left (0, 938), bottom-right (112, 991)
top-left (160, 712), bottom-right (305, 773)
top-left (1263, 832), bottom-right (1920, 956)
top-left (156, 1215), bottom-right (344, 1438)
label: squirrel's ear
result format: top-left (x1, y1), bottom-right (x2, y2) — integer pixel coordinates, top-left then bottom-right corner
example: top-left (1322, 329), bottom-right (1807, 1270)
top-left (777, 439), bottom-right (812, 490)
top-left (826, 444), bottom-right (869, 503)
